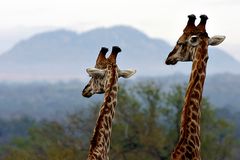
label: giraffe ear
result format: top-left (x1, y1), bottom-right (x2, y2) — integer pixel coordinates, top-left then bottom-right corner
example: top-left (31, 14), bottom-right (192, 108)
top-left (209, 35), bottom-right (226, 46)
top-left (86, 68), bottom-right (105, 77)
top-left (119, 69), bottom-right (136, 78)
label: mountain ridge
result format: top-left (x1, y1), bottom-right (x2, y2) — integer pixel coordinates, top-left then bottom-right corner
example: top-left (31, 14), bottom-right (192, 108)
top-left (0, 25), bottom-right (239, 81)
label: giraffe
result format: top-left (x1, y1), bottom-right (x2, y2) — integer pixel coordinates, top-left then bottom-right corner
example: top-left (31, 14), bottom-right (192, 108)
top-left (82, 46), bottom-right (136, 160)
top-left (165, 14), bottom-right (225, 160)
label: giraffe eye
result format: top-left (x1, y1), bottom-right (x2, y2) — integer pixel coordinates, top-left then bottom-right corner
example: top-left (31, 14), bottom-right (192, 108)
top-left (189, 35), bottom-right (199, 46)
top-left (191, 36), bottom-right (197, 42)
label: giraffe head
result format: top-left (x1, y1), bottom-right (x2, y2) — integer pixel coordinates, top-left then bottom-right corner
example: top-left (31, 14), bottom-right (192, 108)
top-left (82, 46), bottom-right (136, 98)
top-left (165, 14), bottom-right (225, 65)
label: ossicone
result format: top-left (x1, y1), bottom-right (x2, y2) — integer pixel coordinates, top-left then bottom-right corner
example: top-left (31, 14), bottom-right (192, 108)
top-left (96, 47), bottom-right (108, 65)
top-left (197, 14), bottom-right (208, 32)
top-left (183, 14), bottom-right (196, 32)
top-left (100, 47), bottom-right (109, 54)
top-left (108, 46), bottom-right (121, 63)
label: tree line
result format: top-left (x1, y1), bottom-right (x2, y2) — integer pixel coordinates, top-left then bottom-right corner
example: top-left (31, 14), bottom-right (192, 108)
top-left (0, 82), bottom-right (239, 160)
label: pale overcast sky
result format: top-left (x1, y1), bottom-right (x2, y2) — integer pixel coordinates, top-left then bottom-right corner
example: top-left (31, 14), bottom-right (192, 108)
top-left (0, 0), bottom-right (239, 59)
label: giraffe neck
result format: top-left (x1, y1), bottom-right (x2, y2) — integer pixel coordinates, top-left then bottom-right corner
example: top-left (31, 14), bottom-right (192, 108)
top-left (171, 43), bottom-right (208, 160)
top-left (87, 64), bottom-right (118, 160)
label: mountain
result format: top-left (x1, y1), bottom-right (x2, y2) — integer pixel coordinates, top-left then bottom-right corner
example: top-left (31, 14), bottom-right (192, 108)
top-left (0, 26), bottom-right (239, 81)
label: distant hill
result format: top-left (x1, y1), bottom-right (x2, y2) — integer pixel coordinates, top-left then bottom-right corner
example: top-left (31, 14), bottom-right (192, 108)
top-left (0, 25), bottom-right (239, 80)
top-left (0, 74), bottom-right (239, 120)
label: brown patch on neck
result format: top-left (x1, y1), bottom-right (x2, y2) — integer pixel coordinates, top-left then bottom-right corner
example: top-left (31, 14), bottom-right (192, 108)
top-left (105, 64), bottom-right (118, 97)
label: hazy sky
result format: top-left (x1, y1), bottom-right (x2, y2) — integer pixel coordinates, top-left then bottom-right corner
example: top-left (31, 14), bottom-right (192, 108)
top-left (0, 0), bottom-right (239, 59)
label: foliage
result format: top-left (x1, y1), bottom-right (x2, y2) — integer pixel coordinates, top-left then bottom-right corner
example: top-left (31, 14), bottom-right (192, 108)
top-left (0, 82), bottom-right (239, 160)
top-left (2, 121), bottom-right (85, 160)
top-left (0, 116), bottom-right (35, 145)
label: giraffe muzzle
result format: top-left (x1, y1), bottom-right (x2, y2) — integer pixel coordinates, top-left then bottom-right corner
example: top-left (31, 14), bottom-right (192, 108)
top-left (165, 58), bottom-right (178, 65)
top-left (82, 85), bottom-right (93, 98)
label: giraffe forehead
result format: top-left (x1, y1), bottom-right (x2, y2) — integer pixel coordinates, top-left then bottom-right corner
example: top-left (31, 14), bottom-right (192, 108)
top-left (180, 33), bottom-right (192, 40)
top-left (88, 64), bottom-right (118, 84)
top-left (96, 52), bottom-right (119, 67)
top-left (96, 62), bottom-right (118, 69)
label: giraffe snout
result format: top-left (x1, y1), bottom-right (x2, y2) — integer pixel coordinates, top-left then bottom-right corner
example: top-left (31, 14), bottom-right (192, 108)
top-left (82, 85), bottom-right (93, 98)
top-left (165, 57), bottom-right (178, 65)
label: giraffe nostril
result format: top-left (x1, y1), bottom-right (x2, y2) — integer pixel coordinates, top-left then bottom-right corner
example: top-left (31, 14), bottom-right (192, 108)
top-left (165, 58), bottom-right (178, 65)
top-left (165, 59), bottom-right (171, 65)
